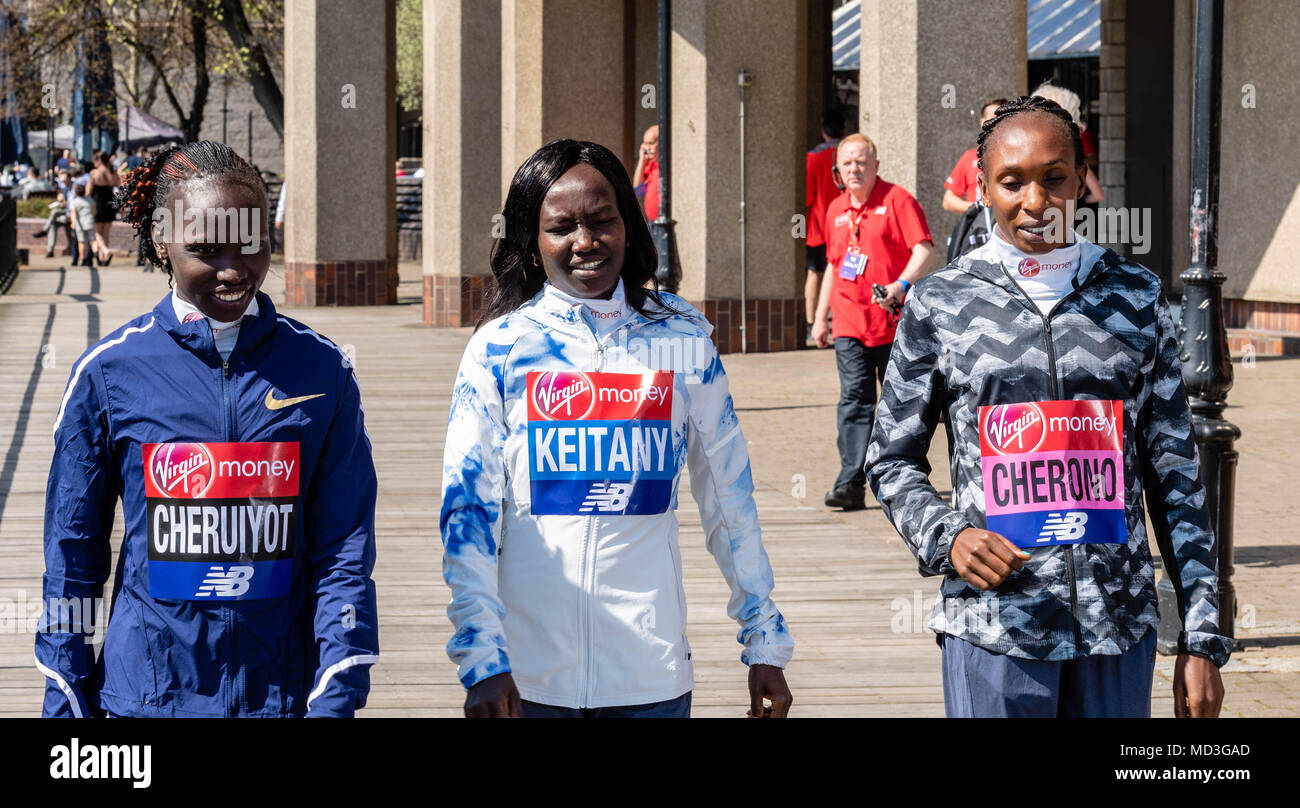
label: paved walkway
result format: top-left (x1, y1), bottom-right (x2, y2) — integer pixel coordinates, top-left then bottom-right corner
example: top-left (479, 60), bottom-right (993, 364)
top-left (1, 255), bottom-right (1296, 717)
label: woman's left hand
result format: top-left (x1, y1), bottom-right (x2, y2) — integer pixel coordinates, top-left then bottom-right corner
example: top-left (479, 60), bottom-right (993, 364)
top-left (747, 664), bottom-right (793, 718)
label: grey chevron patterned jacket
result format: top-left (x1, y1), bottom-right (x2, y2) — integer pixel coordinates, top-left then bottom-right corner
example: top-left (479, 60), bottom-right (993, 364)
top-left (864, 236), bottom-right (1232, 667)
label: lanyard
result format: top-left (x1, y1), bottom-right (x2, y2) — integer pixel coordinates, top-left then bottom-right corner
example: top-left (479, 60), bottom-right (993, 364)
top-left (847, 200), bottom-right (871, 250)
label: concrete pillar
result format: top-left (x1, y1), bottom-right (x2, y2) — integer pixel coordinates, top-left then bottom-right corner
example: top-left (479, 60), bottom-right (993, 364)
top-left (283, 0), bottom-right (397, 306)
top-left (423, 0), bottom-right (501, 327)
top-left (671, 0), bottom-right (808, 353)
top-left (500, 0), bottom-right (630, 204)
top-left (857, 0), bottom-right (1025, 246)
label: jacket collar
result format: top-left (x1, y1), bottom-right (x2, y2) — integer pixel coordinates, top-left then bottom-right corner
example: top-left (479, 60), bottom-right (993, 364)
top-left (522, 281), bottom-right (653, 334)
top-left (958, 235), bottom-right (1119, 300)
top-left (153, 290), bottom-right (280, 358)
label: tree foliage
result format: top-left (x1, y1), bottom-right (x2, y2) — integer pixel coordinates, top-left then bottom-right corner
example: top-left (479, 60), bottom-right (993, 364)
top-left (395, 0), bottom-right (421, 114)
top-left (16, 0), bottom-right (285, 141)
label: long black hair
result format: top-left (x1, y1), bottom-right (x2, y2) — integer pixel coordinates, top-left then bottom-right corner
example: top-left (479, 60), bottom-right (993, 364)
top-left (478, 138), bottom-right (681, 329)
top-left (116, 140), bottom-right (268, 283)
top-left (976, 95), bottom-right (1085, 175)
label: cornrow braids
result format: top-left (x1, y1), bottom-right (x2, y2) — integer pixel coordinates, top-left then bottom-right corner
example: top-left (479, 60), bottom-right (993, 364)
top-left (115, 140), bottom-right (269, 282)
top-left (976, 95), bottom-right (1085, 175)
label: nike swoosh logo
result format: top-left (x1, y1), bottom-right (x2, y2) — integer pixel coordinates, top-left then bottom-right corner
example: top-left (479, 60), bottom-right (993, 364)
top-left (264, 390), bottom-right (326, 411)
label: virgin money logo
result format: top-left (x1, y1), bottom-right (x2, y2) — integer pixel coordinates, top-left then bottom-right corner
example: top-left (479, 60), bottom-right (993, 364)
top-left (1018, 257), bottom-right (1040, 278)
top-left (984, 403), bottom-right (1046, 454)
top-left (148, 442), bottom-right (215, 498)
top-left (532, 371), bottom-right (594, 420)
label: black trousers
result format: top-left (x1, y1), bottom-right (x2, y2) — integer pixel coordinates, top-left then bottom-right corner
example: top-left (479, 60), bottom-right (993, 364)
top-left (833, 336), bottom-right (893, 489)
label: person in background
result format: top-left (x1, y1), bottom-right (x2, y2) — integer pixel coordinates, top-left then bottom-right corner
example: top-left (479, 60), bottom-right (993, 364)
top-left (805, 108), bottom-right (845, 341)
top-left (1032, 82), bottom-right (1103, 204)
top-left (126, 145), bottom-right (147, 173)
top-left (15, 167), bottom-right (43, 197)
top-left (33, 169), bottom-right (78, 262)
top-left (86, 152), bottom-right (120, 265)
top-left (942, 98), bottom-right (1008, 214)
top-left (69, 183), bottom-right (96, 268)
top-left (812, 134), bottom-right (934, 511)
top-left (55, 149), bottom-right (71, 170)
top-left (632, 125), bottom-right (660, 221)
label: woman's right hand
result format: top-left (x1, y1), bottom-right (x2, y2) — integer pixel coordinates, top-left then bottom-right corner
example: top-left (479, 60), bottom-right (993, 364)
top-left (950, 527), bottom-right (1030, 590)
top-left (464, 672), bottom-right (522, 718)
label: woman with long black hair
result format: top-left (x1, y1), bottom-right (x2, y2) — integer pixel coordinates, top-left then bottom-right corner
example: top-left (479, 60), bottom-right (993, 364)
top-left (440, 139), bottom-right (794, 718)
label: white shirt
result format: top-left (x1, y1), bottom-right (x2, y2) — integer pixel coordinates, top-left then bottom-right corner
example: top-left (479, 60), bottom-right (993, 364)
top-left (971, 225), bottom-right (1083, 316)
top-left (171, 290), bottom-right (259, 360)
top-left (541, 277), bottom-right (630, 339)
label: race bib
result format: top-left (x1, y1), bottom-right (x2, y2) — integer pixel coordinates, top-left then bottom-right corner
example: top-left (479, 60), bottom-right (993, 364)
top-left (526, 371), bottom-right (674, 516)
top-left (839, 248), bottom-right (866, 280)
top-left (978, 400), bottom-right (1126, 547)
top-left (144, 442), bottom-right (298, 600)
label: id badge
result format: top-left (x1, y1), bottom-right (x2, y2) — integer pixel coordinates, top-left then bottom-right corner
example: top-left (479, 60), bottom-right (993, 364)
top-left (839, 249), bottom-right (866, 280)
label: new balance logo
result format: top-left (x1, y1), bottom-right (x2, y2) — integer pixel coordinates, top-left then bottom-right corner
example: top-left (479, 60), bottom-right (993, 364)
top-left (1038, 511), bottom-right (1088, 543)
top-left (195, 565), bottom-right (254, 598)
top-left (579, 483), bottom-right (633, 513)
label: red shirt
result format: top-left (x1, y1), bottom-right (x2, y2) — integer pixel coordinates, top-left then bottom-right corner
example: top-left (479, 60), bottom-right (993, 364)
top-left (944, 148), bottom-right (981, 203)
top-left (824, 179), bottom-right (932, 346)
top-left (805, 142), bottom-right (840, 248)
top-left (643, 159), bottom-right (660, 220)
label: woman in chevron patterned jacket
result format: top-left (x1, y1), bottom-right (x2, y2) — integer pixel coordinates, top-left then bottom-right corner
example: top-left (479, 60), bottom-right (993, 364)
top-left (865, 96), bottom-right (1230, 718)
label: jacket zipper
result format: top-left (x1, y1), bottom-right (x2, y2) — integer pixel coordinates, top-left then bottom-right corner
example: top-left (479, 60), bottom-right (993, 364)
top-left (578, 515), bottom-right (596, 707)
top-left (998, 261), bottom-right (1100, 657)
top-left (1037, 311), bottom-right (1084, 656)
top-left (220, 355), bottom-right (245, 715)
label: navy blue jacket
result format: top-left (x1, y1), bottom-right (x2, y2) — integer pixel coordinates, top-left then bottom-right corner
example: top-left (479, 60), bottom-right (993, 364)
top-left (37, 292), bottom-right (379, 717)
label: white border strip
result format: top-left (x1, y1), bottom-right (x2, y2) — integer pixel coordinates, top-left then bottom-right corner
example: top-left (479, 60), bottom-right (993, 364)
top-left (34, 653), bottom-right (85, 718)
top-left (52, 319), bottom-right (156, 436)
top-left (307, 653), bottom-right (379, 710)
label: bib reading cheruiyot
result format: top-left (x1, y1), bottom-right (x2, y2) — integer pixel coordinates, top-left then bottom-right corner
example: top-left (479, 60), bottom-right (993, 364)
top-left (144, 442), bottom-right (298, 599)
top-left (527, 370), bottom-right (674, 515)
top-left (978, 400), bottom-right (1126, 547)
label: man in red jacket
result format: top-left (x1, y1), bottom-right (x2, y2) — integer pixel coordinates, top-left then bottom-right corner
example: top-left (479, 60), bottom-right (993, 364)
top-left (804, 109), bottom-right (845, 336)
top-left (812, 134), bottom-right (934, 510)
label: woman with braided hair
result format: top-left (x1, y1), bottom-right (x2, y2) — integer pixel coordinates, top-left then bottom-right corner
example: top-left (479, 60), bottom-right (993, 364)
top-left (37, 140), bottom-right (380, 718)
top-left (866, 96), bottom-right (1230, 717)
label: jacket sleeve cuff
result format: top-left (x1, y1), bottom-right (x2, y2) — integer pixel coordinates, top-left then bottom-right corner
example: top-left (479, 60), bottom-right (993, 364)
top-left (1181, 630), bottom-right (1233, 668)
top-left (459, 649), bottom-right (512, 690)
top-left (739, 616), bottom-right (795, 669)
top-left (930, 517), bottom-right (972, 577)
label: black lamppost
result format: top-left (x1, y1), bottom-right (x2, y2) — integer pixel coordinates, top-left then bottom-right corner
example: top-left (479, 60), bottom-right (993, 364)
top-left (1157, 0), bottom-right (1240, 654)
top-left (651, 0), bottom-right (682, 293)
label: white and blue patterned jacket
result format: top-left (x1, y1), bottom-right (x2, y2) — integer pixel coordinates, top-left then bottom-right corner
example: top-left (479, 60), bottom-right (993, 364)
top-left (866, 237), bottom-right (1233, 667)
top-left (440, 285), bottom-right (793, 708)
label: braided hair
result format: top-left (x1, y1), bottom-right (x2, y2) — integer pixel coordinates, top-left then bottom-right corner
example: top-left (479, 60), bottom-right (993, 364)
top-left (976, 95), bottom-right (1085, 176)
top-left (116, 140), bottom-right (269, 281)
